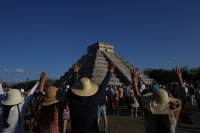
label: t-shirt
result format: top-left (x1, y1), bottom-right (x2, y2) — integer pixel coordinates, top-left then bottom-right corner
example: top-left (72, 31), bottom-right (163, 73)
top-left (106, 88), bottom-right (114, 101)
top-left (152, 84), bottom-right (159, 91)
top-left (119, 88), bottom-right (123, 98)
top-left (128, 89), bottom-right (134, 97)
top-left (68, 72), bottom-right (112, 133)
top-left (185, 87), bottom-right (189, 96)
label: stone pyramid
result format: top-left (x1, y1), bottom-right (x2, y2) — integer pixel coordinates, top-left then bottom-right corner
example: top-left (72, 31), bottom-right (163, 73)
top-left (56, 42), bottom-right (153, 88)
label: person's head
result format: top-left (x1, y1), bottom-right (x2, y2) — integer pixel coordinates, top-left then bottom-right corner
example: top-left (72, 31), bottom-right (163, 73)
top-left (108, 84), bottom-right (112, 88)
top-left (1, 89), bottom-right (25, 128)
top-left (39, 86), bottom-right (66, 127)
top-left (114, 86), bottom-right (117, 90)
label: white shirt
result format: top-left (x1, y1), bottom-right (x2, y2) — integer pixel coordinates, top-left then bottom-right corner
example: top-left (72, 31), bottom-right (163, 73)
top-left (0, 82), bottom-right (39, 133)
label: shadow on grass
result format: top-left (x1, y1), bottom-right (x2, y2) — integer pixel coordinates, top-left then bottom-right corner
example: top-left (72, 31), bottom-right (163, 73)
top-left (180, 125), bottom-right (200, 131)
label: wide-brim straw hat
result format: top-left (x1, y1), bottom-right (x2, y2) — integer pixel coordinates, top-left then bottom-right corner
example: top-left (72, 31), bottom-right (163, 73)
top-left (71, 78), bottom-right (98, 96)
top-left (42, 86), bottom-right (66, 106)
top-left (141, 89), bottom-right (181, 114)
top-left (1, 89), bottom-right (24, 105)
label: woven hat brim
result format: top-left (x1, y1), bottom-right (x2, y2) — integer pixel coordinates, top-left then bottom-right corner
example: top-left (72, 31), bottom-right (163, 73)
top-left (1, 97), bottom-right (24, 105)
top-left (42, 91), bottom-right (66, 106)
top-left (71, 83), bottom-right (98, 96)
top-left (141, 93), bottom-right (181, 114)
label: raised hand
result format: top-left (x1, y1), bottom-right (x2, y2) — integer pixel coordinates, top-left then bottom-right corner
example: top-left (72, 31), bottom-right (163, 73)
top-left (0, 79), bottom-right (2, 83)
top-left (130, 68), bottom-right (139, 81)
top-left (108, 62), bottom-right (116, 73)
top-left (173, 67), bottom-right (183, 79)
top-left (173, 67), bottom-right (185, 103)
top-left (40, 72), bottom-right (47, 83)
top-left (73, 63), bottom-right (80, 72)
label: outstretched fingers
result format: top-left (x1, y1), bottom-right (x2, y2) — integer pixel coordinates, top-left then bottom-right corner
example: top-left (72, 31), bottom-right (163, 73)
top-left (173, 67), bottom-right (182, 74)
top-left (130, 68), bottom-right (139, 80)
top-left (40, 72), bottom-right (47, 82)
top-left (73, 62), bottom-right (80, 72)
top-left (109, 61), bottom-right (116, 72)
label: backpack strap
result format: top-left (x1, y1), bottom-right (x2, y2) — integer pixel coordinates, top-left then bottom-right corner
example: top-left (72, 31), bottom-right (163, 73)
top-left (17, 104), bottom-right (21, 133)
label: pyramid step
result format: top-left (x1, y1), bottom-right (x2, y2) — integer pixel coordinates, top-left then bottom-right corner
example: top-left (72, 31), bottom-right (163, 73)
top-left (91, 78), bottom-right (120, 85)
top-left (89, 56), bottom-right (106, 61)
top-left (84, 59), bottom-right (108, 66)
top-left (80, 73), bottom-right (117, 79)
top-left (90, 53), bottom-right (104, 58)
top-left (80, 64), bottom-right (108, 70)
top-left (93, 69), bottom-right (108, 73)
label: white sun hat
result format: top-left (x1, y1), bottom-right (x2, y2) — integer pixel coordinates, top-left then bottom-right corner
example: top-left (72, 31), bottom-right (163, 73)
top-left (1, 89), bottom-right (24, 105)
top-left (141, 89), bottom-right (181, 114)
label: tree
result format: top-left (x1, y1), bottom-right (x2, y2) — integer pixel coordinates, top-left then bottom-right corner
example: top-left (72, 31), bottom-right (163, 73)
top-left (143, 68), bottom-right (153, 75)
top-left (2, 82), bottom-right (7, 88)
top-left (189, 68), bottom-right (198, 75)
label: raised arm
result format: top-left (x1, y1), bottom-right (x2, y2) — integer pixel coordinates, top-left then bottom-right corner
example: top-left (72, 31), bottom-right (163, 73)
top-left (99, 62), bottom-right (115, 92)
top-left (38, 72), bottom-right (47, 92)
top-left (130, 68), bottom-right (142, 107)
top-left (176, 67), bottom-right (200, 126)
top-left (0, 79), bottom-right (5, 100)
top-left (21, 72), bottom-right (46, 110)
top-left (173, 67), bottom-right (185, 104)
top-left (0, 79), bottom-right (4, 95)
top-left (71, 63), bottom-right (80, 87)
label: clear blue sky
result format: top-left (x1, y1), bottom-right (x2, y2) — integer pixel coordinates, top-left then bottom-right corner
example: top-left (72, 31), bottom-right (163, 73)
top-left (0, 0), bottom-right (200, 84)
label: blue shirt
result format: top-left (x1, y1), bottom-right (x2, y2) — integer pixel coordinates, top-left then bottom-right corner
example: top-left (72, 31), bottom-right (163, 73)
top-left (106, 88), bottom-right (114, 101)
top-left (152, 84), bottom-right (159, 91)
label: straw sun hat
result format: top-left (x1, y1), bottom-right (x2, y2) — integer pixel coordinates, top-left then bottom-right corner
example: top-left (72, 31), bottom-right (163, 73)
top-left (141, 89), bottom-right (181, 114)
top-left (1, 89), bottom-right (24, 105)
top-left (42, 86), bottom-right (66, 106)
top-left (71, 78), bottom-right (98, 96)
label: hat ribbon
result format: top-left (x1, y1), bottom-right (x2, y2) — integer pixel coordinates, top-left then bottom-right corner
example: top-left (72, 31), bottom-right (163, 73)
top-left (144, 99), bottom-right (169, 107)
top-left (143, 99), bottom-right (158, 108)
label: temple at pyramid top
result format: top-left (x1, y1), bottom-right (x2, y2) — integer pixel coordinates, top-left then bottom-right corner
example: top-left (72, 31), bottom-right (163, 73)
top-left (87, 42), bottom-right (114, 53)
top-left (56, 42), bottom-right (153, 89)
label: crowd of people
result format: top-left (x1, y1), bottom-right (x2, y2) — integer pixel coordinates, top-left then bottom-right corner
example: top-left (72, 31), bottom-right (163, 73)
top-left (0, 62), bottom-right (199, 133)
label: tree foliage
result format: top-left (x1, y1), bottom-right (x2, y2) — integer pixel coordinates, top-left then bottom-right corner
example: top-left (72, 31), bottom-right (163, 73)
top-left (144, 66), bottom-right (199, 84)
top-left (9, 79), bottom-right (57, 90)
